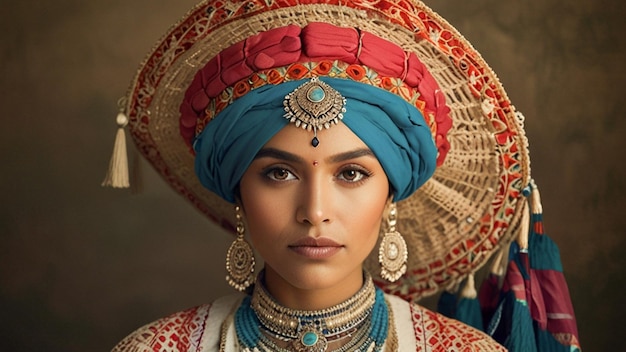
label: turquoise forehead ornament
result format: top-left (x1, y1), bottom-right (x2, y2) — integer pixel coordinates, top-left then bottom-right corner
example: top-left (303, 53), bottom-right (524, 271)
top-left (283, 77), bottom-right (347, 147)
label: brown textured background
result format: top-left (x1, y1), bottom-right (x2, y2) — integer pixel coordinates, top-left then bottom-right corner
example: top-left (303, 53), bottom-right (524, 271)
top-left (1, 0), bottom-right (624, 351)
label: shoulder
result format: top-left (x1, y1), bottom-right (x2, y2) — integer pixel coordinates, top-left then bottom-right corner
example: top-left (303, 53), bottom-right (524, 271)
top-left (384, 294), bottom-right (506, 351)
top-left (408, 301), bottom-right (507, 351)
top-left (111, 304), bottom-right (212, 352)
top-left (111, 294), bottom-right (243, 352)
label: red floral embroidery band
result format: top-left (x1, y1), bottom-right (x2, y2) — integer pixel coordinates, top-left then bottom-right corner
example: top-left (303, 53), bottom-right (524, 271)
top-left (198, 61), bottom-right (438, 137)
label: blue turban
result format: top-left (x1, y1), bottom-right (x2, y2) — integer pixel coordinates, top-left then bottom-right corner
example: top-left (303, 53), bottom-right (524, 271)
top-left (193, 78), bottom-right (437, 203)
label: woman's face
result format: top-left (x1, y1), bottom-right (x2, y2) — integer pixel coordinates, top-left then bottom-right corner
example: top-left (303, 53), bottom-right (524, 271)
top-left (239, 122), bottom-right (390, 295)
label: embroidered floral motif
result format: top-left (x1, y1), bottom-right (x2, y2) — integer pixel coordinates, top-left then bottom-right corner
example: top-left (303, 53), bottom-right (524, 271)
top-left (200, 61), bottom-right (428, 130)
top-left (112, 305), bottom-right (211, 352)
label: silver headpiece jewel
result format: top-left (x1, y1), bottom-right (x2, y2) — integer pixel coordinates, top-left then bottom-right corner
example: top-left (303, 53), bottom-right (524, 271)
top-left (283, 77), bottom-right (347, 147)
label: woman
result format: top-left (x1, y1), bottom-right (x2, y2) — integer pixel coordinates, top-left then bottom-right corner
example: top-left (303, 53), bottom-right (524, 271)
top-left (113, 82), bottom-right (506, 350)
top-left (105, 0), bottom-right (548, 350)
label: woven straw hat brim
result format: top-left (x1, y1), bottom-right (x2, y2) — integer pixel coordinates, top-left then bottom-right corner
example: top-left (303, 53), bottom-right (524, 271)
top-left (125, 0), bottom-right (530, 301)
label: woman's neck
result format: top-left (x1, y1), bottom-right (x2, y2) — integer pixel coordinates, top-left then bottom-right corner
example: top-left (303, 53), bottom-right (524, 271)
top-left (262, 266), bottom-right (365, 310)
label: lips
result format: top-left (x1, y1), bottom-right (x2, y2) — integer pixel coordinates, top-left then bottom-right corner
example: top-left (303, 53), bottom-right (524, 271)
top-left (288, 237), bottom-right (343, 259)
top-left (290, 237), bottom-right (342, 247)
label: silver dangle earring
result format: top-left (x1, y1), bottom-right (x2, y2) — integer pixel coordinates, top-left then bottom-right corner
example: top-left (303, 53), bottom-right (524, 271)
top-left (225, 206), bottom-right (256, 291)
top-left (379, 202), bottom-right (408, 282)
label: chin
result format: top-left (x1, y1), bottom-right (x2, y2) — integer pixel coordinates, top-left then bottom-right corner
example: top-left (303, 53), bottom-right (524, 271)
top-left (268, 262), bottom-right (359, 291)
top-left (290, 271), bottom-right (342, 291)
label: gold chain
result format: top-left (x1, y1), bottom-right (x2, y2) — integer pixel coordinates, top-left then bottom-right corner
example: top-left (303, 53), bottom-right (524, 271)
top-left (251, 271), bottom-right (376, 339)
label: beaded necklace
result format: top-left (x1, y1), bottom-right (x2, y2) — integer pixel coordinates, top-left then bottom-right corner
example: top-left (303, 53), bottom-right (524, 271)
top-left (234, 272), bottom-right (388, 352)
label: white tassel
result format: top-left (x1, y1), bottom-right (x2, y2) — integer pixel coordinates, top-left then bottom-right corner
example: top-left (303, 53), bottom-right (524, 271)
top-left (490, 244), bottom-right (507, 277)
top-left (460, 273), bottom-right (477, 299)
top-left (516, 201), bottom-right (530, 250)
top-left (530, 179), bottom-right (543, 215)
top-left (102, 111), bottom-right (130, 188)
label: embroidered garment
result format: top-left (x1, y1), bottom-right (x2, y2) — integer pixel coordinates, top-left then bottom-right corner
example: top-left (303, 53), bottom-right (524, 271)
top-left (112, 294), bottom-right (507, 352)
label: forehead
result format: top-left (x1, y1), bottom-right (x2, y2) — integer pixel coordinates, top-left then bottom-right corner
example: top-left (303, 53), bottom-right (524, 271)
top-left (262, 123), bottom-right (371, 160)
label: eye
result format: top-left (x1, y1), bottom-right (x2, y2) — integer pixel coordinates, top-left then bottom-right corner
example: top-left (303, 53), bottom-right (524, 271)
top-left (265, 167), bottom-right (297, 181)
top-left (337, 167), bottom-right (370, 183)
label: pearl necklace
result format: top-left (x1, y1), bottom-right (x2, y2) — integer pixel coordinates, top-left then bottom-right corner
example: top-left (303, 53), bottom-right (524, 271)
top-left (234, 271), bottom-right (388, 352)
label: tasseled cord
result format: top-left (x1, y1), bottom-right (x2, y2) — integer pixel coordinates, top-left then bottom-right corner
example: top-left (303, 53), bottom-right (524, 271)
top-left (516, 199), bottom-right (531, 251)
top-left (490, 245), bottom-right (507, 277)
top-left (529, 179), bottom-right (543, 217)
top-left (101, 98), bottom-right (130, 188)
top-left (460, 273), bottom-right (477, 299)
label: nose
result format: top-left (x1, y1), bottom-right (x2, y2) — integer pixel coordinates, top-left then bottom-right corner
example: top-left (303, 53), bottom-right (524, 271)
top-left (296, 177), bottom-right (332, 226)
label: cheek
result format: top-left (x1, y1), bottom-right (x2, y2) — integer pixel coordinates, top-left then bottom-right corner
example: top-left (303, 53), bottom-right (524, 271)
top-left (239, 178), bottom-right (290, 247)
top-left (358, 201), bottom-right (386, 241)
top-left (242, 204), bottom-right (278, 260)
top-left (344, 182), bottom-right (389, 245)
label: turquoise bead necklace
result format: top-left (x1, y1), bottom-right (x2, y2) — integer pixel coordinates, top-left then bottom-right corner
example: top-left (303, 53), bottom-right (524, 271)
top-left (234, 271), bottom-right (389, 352)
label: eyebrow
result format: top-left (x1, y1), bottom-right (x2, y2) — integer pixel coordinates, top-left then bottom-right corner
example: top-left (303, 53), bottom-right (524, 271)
top-left (254, 148), bottom-right (304, 163)
top-left (254, 147), bottom-right (375, 163)
top-left (328, 148), bottom-right (375, 163)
